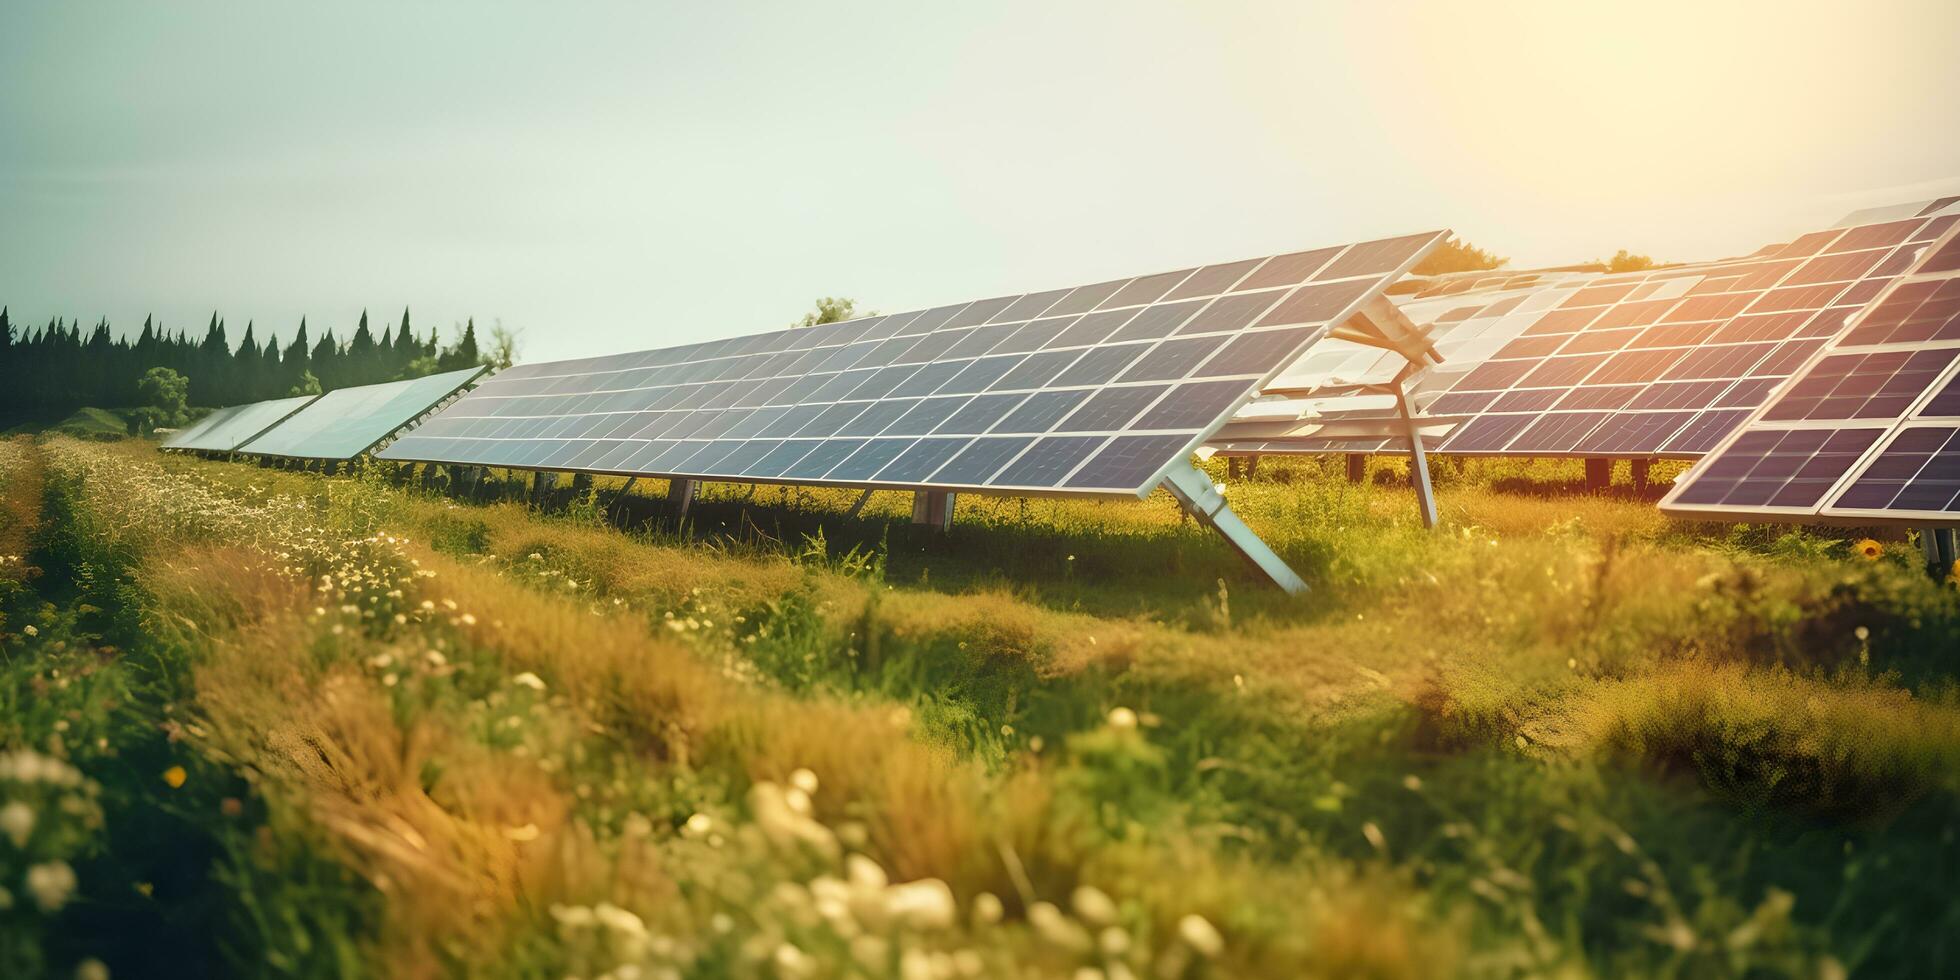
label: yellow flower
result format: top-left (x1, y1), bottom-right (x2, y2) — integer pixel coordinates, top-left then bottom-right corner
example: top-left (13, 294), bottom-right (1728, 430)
top-left (162, 765), bottom-right (187, 789)
top-left (1854, 539), bottom-right (1883, 561)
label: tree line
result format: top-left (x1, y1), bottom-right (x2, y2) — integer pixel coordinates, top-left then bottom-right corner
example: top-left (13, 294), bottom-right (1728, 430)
top-left (0, 307), bottom-right (514, 420)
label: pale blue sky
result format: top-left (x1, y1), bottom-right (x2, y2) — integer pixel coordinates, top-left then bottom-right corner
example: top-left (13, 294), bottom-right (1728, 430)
top-left (4, 1), bottom-right (1958, 363)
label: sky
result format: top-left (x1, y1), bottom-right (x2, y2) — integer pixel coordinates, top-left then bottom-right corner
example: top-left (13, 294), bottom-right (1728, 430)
top-left (4, 1), bottom-right (1959, 365)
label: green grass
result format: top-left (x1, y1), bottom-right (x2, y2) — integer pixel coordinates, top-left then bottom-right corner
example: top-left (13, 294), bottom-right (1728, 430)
top-left (3, 437), bottom-right (1957, 978)
top-left (3, 407), bottom-right (135, 440)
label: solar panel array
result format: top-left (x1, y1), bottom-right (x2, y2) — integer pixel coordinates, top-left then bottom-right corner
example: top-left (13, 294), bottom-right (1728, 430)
top-left (237, 366), bottom-right (488, 461)
top-left (160, 395), bottom-right (319, 453)
top-left (1214, 201), bottom-right (1960, 461)
top-left (1427, 210), bottom-right (1954, 457)
top-left (1663, 222), bottom-right (1960, 524)
top-left (377, 231), bottom-right (1446, 497)
top-left (1210, 273), bottom-right (1603, 454)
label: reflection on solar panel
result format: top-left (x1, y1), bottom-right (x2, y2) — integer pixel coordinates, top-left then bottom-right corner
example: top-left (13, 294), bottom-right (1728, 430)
top-left (160, 395), bottom-right (320, 453)
top-left (1426, 210), bottom-right (1950, 457)
top-left (237, 366), bottom-right (488, 461)
top-left (1217, 200), bottom-right (1960, 461)
top-left (378, 231), bottom-right (1446, 497)
top-left (1662, 212), bottom-right (1960, 524)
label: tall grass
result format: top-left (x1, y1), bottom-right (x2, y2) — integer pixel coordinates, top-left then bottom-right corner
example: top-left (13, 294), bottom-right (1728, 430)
top-left (3, 437), bottom-right (1957, 977)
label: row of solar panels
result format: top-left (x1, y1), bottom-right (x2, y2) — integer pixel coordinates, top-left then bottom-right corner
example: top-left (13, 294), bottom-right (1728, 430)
top-left (160, 366), bottom-right (487, 460)
top-left (1215, 197), bottom-right (1960, 463)
top-left (373, 232), bottom-right (1451, 497)
top-left (159, 197), bottom-right (1960, 527)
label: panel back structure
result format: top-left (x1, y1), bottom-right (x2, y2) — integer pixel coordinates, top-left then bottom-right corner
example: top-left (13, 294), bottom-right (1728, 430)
top-left (159, 395), bottom-right (320, 453)
top-left (379, 232), bottom-right (1445, 498)
top-left (1662, 216), bottom-right (1960, 526)
top-left (1212, 200), bottom-right (1960, 461)
top-left (237, 366), bottom-right (489, 461)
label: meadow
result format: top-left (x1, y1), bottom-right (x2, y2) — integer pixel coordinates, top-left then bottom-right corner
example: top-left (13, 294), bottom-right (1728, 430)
top-left (1, 433), bottom-right (1957, 978)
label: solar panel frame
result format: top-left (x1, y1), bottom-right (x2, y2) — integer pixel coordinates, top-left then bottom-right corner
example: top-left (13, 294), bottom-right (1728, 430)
top-left (160, 395), bottom-right (321, 453)
top-left (379, 231), bottom-right (1448, 498)
top-left (235, 366), bottom-right (489, 461)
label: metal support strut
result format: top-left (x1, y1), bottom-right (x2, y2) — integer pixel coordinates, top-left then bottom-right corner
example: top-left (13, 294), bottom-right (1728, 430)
top-left (1159, 461), bottom-right (1307, 595)
top-left (1392, 381), bottom-right (1438, 530)
top-left (1921, 527), bottom-right (1958, 578)
top-left (666, 478), bottom-right (697, 524)
top-left (910, 490), bottom-right (955, 532)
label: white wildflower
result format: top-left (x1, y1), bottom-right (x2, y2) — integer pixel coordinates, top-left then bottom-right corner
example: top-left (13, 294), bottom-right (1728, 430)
top-left (0, 800), bottom-right (34, 847)
top-left (26, 861), bottom-right (77, 911)
top-left (886, 877), bottom-right (957, 931)
top-left (1178, 913), bottom-right (1224, 957)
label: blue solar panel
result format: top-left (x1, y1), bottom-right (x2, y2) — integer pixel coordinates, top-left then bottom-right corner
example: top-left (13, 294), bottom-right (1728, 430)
top-left (378, 232), bottom-right (1446, 496)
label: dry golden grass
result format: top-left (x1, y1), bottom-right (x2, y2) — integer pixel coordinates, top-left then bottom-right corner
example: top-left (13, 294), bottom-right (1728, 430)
top-left (27, 439), bottom-right (1955, 977)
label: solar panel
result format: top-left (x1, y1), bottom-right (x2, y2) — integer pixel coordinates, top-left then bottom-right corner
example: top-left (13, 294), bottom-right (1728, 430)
top-left (236, 366), bottom-right (488, 461)
top-left (1421, 210), bottom-right (1946, 457)
top-left (1662, 209), bottom-right (1960, 524)
top-left (1218, 201), bottom-right (1960, 462)
top-left (377, 231), bottom-right (1447, 497)
top-left (160, 395), bottom-right (320, 453)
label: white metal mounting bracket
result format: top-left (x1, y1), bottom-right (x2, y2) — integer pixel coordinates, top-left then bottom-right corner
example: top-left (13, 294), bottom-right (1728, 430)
top-left (1158, 461), bottom-right (1308, 594)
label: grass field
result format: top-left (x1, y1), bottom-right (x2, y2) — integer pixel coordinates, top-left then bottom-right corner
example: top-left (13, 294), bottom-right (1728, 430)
top-left (2, 434), bottom-right (1957, 978)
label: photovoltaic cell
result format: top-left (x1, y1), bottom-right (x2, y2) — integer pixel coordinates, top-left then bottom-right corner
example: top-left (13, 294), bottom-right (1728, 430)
top-left (374, 231), bottom-right (1445, 497)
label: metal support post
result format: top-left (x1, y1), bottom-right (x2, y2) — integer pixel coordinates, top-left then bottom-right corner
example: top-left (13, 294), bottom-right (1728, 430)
top-left (1346, 453), bottom-right (1366, 483)
top-left (1393, 384), bottom-right (1439, 530)
top-left (1924, 527), bottom-right (1958, 578)
top-left (530, 471), bottom-right (558, 500)
top-left (845, 488), bottom-right (875, 519)
top-left (1159, 461), bottom-right (1307, 595)
top-left (910, 490), bottom-right (955, 532)
top-left (1631, 459), bottom-right (1652, 495)
top-left (1583, 458), bottom-right (1612, 493)
top-left (667, 478), bottom-right (697, 524)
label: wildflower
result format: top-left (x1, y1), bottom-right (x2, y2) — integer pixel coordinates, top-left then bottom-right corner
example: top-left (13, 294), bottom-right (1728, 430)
top-left (1107, 706), bottom-right (1138, 730)
top-left (1178, 913), bottom-right (1224, 957)
top-left (512, 672), bottom-right (546, 691)
top-left (971, 891), bottom-right (1004, 926)
top-left (1362, 821), bottom-right (1387, 852)
top-left (75, 958), bottom-right (110, 980)
top-left (886, 877), bottom-right (957, 930)
top-left (21, 624), bottom-right (36, 637)
top-left (0, 800), bottom-right (34, 847)
top-left (789, 767), bottom-right (819, 795)
top-left (1028, 902), bottom-right (1093, 953)
top-left (551, 903), bottom-right (598, 928)
top-left (25, 861), bottom-right (76, 911)
top-left (162, 765), bottom-right (187, 789)
top-left (503, 823), bottom-right (540, 841)
top-left (1071, 885), bottom-right (1118, 927)
top-left (773, 943), bottom-right (815, 978)
top-left (1854, 538), bottom-right (1883, 560)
